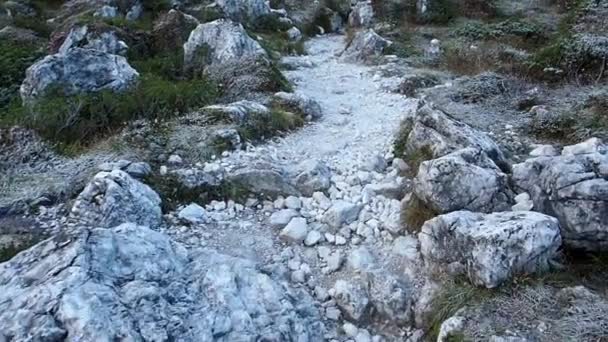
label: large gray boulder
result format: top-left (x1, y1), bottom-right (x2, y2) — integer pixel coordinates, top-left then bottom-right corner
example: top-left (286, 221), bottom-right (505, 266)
top-left (341, 29), bottom-right (391, 63)
top-left (203, 100), bottom-right (269, 123)
top-left (402, 101), bottom-right (510, 171)
top-left (294, 160), bottom-right (331, 196)
top-left (183, 19), bottom-right (266, 70)
top-left (332, 278), bottom-right (371, 322)
top-left (20, 48), bottom-right (138, 102)
top-left (70, 170), bottom-right (162, 229)
top-left (273, 91), bottom-right (323, 120)
top-left (348, 1), bottom-right (374, 28)
top-left (151, 9), bottom-right (200, 53)
top-left (513, 138), bottom-right (608, 251)
top-left (227, 163), bottom-right (300, 198)
top-left (215, 0), bottom-right (271, 22)
top-left (0, 224), bottom-right (325, 341)
top-left (414, 148), bottom-right (513, 214)
top-left (419, 211), bottom-right (562, 288)
top-left (323, 200), bottom-right (362, 229)
top-left (332, 273), bottom-right (413, 325)
top-left (57, 25), bottom-right (128, 55)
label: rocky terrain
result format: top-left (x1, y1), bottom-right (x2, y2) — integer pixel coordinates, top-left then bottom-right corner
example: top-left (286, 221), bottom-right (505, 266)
top-left (0, 0), bottom-right (608, 341)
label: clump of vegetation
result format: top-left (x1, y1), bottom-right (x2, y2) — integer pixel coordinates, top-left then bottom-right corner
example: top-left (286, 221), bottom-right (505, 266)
top-left (534, 91), bottom-right (608, 143)
top-left (0, 40), bottom-right (44, 124)
top-left (397, 73), bottom-right (441, 97)
top-left (439, 17), bottom-right (547, 76)
top-left (303, 7), bottom-right (334, 36)
top-left (406, 145), bottom-right (434, 176)
top-left (22, 73), bottom-right (218, 145)
top-left (0, 237), bottom-right (41, 263)
top-left (11, 15), bottom-right (53, 37)
top-left (147, 173), bottom-right (250, 212)
top-left (139, 0), bottom-right (172, 14)
top-left (427, 278), bottom-right (494, 341)
top-left (371, 0), bottom-right (412, 23)
top-left (393, 118), bottom-right (414, 158)
top-left (237, 108), bottom-right (304, 143)
top-left (527, 108), bottom-right (577, 142)
top-left (383, 35), bottom-right (417, 58)
top-left (302, 0), bottom-right (350, 37)
top-left (254, 32), bottom-right (306, 57)
top-left (441, 40), bottom-right (533, 76)
top-left (401, 193), bottom-right (438, 233)
top-left (453, 19), bottom-right (545, 44)
top-left (525, 0), bottom-right (608, 83)
top-left (417, 0), bottom-right (459, 24)
top-left (248, 14), bottom-right (292, 33)
top-left (193, 5), bottom-right (225, 23)
top-left (374, 0), bottom-right (497, 24)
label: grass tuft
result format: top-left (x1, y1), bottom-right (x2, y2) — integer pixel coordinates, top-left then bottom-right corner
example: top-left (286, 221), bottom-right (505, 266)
top-left (147, 173), bottom-right (251, 212)
top-left (402, 193), bottom-right (438, 233)
top-left (427, 278), bottom-right (494, 341)
top-left (0, 237), bottom-right (41, 263)
top-left (237, 109), bottom-right (304, 143)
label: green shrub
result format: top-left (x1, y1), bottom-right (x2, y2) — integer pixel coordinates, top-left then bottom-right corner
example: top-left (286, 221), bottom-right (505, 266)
top-left (147, 173), bottom-right (250, 212)
top-left (393, 118), bottom-right (413, 158)
top-left (22, 74), bottom-right (218, 144)
top-left (194, 5), bottom-right (225, 23)
top-left (453, 19), bottom-right (544, 42)
top-left (529, 34), bottom-right (608, 83)
top-left (255, 32), bottom-right (306, 57)
top-left (384, 41), bottom-right (415, 58)
top-left (417, 0), bottom-right (458, 24)
top-left (303, 7), bottom-right (336, 36)
top-left (0, 41), bottom-right (44, 117)
top-left (0, 237), bottom-right (40, 263)
top-left (248, 14), bottom-right (292, 33)
top-left (372, 0), bottom-right (412, 23)
top-left (237, 109), bottom-right (304, 142)
top-left (533, 92), bottom-right (608, 142)
top-left (427, 279), bottom-right (493, 341)
top-left (140, 0), bottom-right (171, 14)
top-left (131, 52), bottom-right (186, 80)
top-left (324, 0), bottom-right (351, 17)
top-left (265, 61), bottom-right (293, 92)
top-left (11, 15), bottom-right (53, 37)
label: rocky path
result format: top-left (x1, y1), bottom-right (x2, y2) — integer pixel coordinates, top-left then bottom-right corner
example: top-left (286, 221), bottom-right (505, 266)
top-left (160, 35), bottom-right (422, 339)
top-left (225, 34), bottom-right (417, 176)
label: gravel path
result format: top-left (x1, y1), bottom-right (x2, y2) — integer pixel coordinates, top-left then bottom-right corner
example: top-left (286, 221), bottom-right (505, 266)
top-left (223, 34), bottom-right (417, 174)
top-left (161, 35), bottom-right (423, 340)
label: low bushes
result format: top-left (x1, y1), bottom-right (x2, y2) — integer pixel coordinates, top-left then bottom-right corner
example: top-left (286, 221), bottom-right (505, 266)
top-left (426, 278), bottom-right (493, 340)
top-left (237, 108), bottom-right (304, 143)
top-left (0, 236), bottom-right (41, 263)
top-left (255, 32), bottom-right (306, 57)
top-left (22, 74), bottom-right (218, 145)
top-left (453, 19), bottom-right (545, 44)
top-left (0, 40), bottom-right (44, 124)
top-left (147, 173), bottom-right (251, 212)
top-left (527, 91), bottom-right (608, 143)
top-left (530, 34), bottom-right (608, 83)
top-left (248, 14), bottom-right (293, 33)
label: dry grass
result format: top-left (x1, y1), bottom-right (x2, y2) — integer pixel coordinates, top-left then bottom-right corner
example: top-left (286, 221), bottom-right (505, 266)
top-left (440, 40), bottom-right (533, 77)
top-left (427, 278), bottom-right (495, 341)
top-left (401, 193), bottom-right (438, 234)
